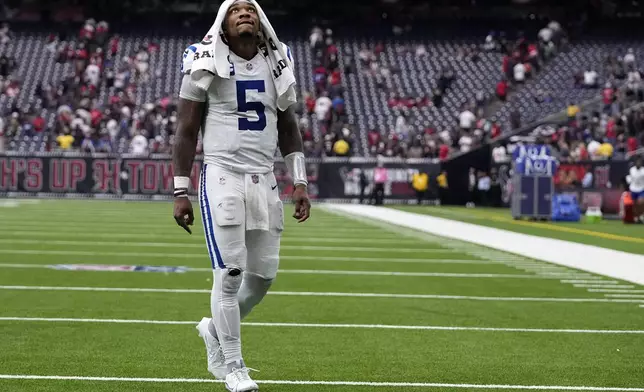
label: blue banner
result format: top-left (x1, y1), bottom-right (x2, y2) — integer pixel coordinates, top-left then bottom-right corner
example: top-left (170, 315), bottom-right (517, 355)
top-left (512, 144), bottom-right (558, 176)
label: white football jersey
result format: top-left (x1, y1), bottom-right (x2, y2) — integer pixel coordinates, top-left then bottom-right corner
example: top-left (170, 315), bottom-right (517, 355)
top-left (180, 43), bottom-right (293, 174)
top-left (628, 166), bottom-right (644, 193)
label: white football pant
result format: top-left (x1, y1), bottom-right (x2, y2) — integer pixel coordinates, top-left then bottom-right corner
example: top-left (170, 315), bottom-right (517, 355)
top-left (199, 163), bottom-right (283, 365)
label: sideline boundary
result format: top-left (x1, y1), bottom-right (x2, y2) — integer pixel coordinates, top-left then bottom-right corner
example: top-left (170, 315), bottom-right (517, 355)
top-left (323, 205), bottom-right (644, 286)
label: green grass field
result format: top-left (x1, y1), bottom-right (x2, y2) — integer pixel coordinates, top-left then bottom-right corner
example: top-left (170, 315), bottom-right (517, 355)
top-left (0, 200), bottom-right (643, 392)
top-left (392, 206), bottom-right (644, 255)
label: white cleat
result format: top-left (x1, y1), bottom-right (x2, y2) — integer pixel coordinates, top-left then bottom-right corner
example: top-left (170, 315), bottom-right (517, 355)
top-left (225, 366), bottom-right (259, 392)
top-left (196, 317), bottom-right (227, 379)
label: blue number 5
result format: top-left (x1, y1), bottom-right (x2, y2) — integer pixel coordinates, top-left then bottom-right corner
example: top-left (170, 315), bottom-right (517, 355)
top-left (236, 80), bottom-right (266, 131)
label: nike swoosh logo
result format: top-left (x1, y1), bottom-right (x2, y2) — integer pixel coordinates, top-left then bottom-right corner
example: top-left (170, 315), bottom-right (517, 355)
top-left (271, 185), bottom-right (278, 190)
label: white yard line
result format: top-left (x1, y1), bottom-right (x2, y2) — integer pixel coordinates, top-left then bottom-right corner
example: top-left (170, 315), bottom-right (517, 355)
top-left (280, 256), bottom-right (492, 264)
top-left (0, 375), bottom-right (642, 391)
top-left (561, 280), bottom-right (619, 284)
top-left (0, 249), bottom-right (205, 258)
top-left (273, 269), bottom-right (550, 278)
top-left (0, 232), bottom-right (417, 245)
top-left (0, 229), bottom-right (400, 240)
top-left (0, 285), bottom-right (642, 303)
top-left (533, 272), bottom-right (597, 278)
top-left (0, 256), bottom-right (494, 268)
top-left (0, 239), bottom-right (452, 253)
top-left (0, 249), bottom-right (466, 259)
top-left (0, 263), bottom-right (556, 279)
top-left (604, 294), bottom-right (644, 298)
top-left (0, 263), bottom-right (54, 269)
top-left (589, 289), bottom-right (644, 294)
top-left (0, 222), bottom-right (382, 231)
top-left (573, 284), bottom-right (636, 289)
top-left (0, 317), bottom-right (642, 334)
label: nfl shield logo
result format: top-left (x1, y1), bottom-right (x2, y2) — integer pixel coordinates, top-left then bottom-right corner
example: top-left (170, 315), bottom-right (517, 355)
top-left (251, 175), bottom-right (259, 184)
top-left (246, 63), bottom-right (253, 71)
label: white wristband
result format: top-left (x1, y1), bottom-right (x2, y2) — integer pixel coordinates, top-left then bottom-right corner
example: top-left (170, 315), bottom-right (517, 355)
top-left (173, 176), bottom-right (190, 190)
top-left (284, 152), bottom-right (308, 186)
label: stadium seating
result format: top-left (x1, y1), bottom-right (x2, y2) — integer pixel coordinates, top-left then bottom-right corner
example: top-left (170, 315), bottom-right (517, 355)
top-left (343, 36), bottom-right (503, 155)
top-left (494, 38), bottom-right (639, 128)
top-left (0, 31), bottom-right (324, 153)
top-left (0, 28), bottom-right (641, 157)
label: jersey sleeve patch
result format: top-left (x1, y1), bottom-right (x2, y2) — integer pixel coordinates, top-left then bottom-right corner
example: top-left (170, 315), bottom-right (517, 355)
top-left (181, 44), bottom-right (199, 74)
top-left (281, 43), bottom-right (293, 66)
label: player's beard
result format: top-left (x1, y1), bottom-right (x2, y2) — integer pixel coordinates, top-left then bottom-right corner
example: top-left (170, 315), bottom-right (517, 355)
top-left (238, 30), bottom-right (254, 39)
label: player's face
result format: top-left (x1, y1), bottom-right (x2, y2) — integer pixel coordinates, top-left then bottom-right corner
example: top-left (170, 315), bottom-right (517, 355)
top-left (226, 1), bottom-right (260, 39)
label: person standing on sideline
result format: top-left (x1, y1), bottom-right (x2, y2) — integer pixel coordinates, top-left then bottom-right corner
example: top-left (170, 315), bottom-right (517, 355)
top-left (411, 170), bottom-right (429, 205)
top-left (477, 170), bottom-right (491, 207)
top-left (467, 167), bottom-right (476, 207)
top-left (359, 169), bottom-right (369, 204)
top-left (372, 161), bottom-right (388, 205)
top-left (436, 171), bottom-right (448, 205)
top-left (627, 157), bottom-right (644, 222)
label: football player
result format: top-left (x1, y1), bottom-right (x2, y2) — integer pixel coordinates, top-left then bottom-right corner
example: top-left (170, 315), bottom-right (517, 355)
top-left (172, 1), bottom-right (311, 391)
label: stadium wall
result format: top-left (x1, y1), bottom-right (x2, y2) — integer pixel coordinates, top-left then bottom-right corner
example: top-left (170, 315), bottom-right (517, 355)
top-left (0, 154), bottom-right (440, 202)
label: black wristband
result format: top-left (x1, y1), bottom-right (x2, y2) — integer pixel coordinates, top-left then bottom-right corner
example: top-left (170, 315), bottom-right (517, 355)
top-left (174, 188), bottom-right (188, 198)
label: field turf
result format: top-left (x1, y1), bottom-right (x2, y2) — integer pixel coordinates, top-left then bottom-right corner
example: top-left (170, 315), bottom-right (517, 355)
top-left (391, 206), bottom-right (644, 255)
top-left (0, 199), bottom-right (642, 392)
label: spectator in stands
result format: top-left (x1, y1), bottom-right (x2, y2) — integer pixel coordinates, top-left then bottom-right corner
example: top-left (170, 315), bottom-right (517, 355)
top-left (135, 46), bottom-right (150, 83)
top-left (0, 54), bottom-right (15, 77)
top-left (624, 48), bottom-right (636, 67)
top-left (309, 26), bottom-right (323, 49)
top-left (314, 93), bottom-right (332, 122)
top-left (626, 66), bottom-right (643, 101)
top-left (483, 31), bottom-right (496, 52)
top-left (458, 131), bottom-right (473, 153)
top-left (0, 23), bottom-right (10, 46)
top-left (415, 44), bottom-right (427, 58)
top-left (538, 24), bottom-right (553, 46)
top-left (567, 102), bottom-right (580, 122)
top-left (130, 131), bottom-right (148, 156)
top-left (496, 78), bottom-right (508, 102)
top-left (513, 61), bottom-right (526, 84)
top-left (333, 137), bottom-right (350, 156)
top-left (432, 87), bottom-right (444, 108)
top-left (603, 82), bottom-right (616, 113)
top-left (458, 107), bottom-right (476, 133)
top-left (437, 66), bottom-right (455, 94)
top-left (492, 143), bottom-right (508, 162)
top-left (583, 69), bottom-right (599, 88)
top-left (56, 129), bottom-right (74, 150)
top-left (474, 90), bottom-right (486, 114)
top-left (0, 116), bottom-right (4, 153)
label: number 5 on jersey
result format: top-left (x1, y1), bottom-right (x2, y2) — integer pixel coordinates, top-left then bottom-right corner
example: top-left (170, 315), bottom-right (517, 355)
top-left (236, 80), bottom-right (266, 131)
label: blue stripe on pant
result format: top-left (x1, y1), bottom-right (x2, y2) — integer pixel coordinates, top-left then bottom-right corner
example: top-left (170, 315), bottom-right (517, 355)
top-left (200, 164), bottom-right (226, 269)
top-left (199, 167), bottom-right (215, 269)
